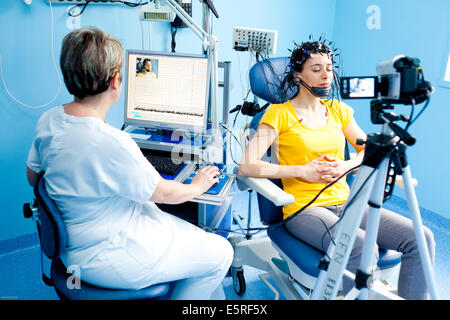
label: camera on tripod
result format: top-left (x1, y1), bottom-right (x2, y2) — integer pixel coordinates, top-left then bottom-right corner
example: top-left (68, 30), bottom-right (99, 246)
top-left (340, 55), bottom-right (433, 105)
top-left (340, 55), bottom-right (433, 127)
top-left (312, 56), bottom-right (440, 300)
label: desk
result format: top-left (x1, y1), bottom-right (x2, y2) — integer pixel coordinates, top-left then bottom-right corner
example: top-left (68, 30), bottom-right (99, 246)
top-left (127, 126), bottom-right (235, 237)
top-left (156, 162), bottom-right (235, 236)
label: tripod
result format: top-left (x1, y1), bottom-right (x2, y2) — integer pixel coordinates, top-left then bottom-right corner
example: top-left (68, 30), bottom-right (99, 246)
top-left (310, 102), bottom-right (439, 300)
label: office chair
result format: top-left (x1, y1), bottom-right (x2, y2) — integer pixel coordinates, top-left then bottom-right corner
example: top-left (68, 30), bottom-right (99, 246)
top-left (23, 171), bottom-right (173, 300)
top-left (231, 57), bottom-right (402, 299)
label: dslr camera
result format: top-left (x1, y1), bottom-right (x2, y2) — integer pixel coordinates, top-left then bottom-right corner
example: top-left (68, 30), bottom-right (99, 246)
top-left (340, 55), bottom-right (433, 105)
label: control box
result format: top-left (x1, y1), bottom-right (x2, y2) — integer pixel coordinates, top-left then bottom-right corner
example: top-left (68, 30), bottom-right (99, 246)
top-left (232, 26), bottom-right (278, 55)
top-left (171, 0), bottom-right (192, 28)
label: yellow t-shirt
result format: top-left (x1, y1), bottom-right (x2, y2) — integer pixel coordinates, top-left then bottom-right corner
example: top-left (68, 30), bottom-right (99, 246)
top-left (260, 99), bottom-right (354, 219)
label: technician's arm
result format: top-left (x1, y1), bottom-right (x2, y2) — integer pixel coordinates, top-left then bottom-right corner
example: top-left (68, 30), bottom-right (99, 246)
top-left (150, 166), bottom-right (220, 204)
top-left (26, 166), bottom-right (38, 187)
top-left (238, 124), bottom-right (329, 183)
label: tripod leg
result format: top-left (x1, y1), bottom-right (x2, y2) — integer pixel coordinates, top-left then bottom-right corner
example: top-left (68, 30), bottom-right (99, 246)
top-left (247, 190), bottom-right (252, 236)
top-left (356, 157), bottom-right (390, 300)
top-left (402, 166), bottom-right (439, 299)
top-left (311, 165), bottom-right (378, 300)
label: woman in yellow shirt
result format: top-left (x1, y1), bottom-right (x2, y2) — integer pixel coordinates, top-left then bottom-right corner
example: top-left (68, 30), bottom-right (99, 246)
top-left (238, 40), bottom-right (435, 300)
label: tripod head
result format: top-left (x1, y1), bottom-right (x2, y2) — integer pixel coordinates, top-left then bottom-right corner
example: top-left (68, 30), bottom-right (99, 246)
top-left (359, 99), bottom-right (418, 203)
top-left (370, 99), bottom-right (416, 146)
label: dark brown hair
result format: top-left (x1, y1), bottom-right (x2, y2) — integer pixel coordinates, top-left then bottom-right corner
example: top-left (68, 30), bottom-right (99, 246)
top-left (278, 38), bottom-right (341, 102)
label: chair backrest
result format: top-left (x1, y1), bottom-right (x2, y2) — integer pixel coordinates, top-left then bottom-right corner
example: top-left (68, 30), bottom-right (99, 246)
top-left (248, 58), bottom-right (294, 225)
top-left (249, 57), bottom-right (297, 104)
top-left (34, 172), bottom-right (68, 259)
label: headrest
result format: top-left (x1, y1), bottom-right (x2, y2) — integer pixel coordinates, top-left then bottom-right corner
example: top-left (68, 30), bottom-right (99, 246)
top-left (249, 57), bottom-right (298, 104)
top-left (34, 172), bottom-right (68, 259)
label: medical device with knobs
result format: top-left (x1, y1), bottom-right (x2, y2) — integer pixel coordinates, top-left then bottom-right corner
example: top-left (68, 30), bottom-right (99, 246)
top-left (232, 26), bottom-right (278, 55)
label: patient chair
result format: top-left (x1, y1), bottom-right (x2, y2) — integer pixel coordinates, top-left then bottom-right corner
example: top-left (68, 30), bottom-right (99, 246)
top-left (23, 171), bottom-right (173, 300)
top-left (230, 57), bottom-right (402, 299)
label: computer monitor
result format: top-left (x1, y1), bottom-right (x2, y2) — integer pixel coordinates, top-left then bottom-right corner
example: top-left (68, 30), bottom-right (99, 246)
top-left (124, 50), bottom-right (210, 133)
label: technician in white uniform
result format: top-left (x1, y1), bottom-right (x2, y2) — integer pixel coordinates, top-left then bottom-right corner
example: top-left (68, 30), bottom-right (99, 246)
top-left (26, 27), bottom-right (233, 299)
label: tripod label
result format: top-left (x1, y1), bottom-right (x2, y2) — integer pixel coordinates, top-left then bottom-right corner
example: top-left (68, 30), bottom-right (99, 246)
top-left (335, 232), bottom-right (352, 264)
top-left (322, 232), bottom-right (352, 299)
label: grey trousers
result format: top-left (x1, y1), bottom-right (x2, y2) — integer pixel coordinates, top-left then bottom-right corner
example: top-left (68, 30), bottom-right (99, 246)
top-left (284, 204), bottom-right (436, 300)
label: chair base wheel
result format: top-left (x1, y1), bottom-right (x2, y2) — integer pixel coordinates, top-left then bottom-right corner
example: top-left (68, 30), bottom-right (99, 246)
top-left (231, 267), bottom-right (246, 296)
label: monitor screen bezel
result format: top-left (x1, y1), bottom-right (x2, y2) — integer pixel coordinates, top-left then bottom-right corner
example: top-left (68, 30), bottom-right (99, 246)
top-left (124, 49), bottom-right (211, 133)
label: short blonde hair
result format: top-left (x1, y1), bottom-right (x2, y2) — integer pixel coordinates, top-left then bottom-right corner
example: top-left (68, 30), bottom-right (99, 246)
top-left (60, 27), bottom-right (124, 99)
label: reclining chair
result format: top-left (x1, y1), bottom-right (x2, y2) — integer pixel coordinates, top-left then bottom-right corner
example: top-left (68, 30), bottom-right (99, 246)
top-left (230, 57), bottom-right (402, 299)
top-left (23, 172), bottom-right (174, 300)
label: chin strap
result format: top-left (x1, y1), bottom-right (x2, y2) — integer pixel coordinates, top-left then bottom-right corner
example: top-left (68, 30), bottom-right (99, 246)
top-left (294, 76), bottom-right (331, 98)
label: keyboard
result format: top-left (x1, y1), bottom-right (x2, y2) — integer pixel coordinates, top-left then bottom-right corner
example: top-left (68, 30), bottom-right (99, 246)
top-left (183, 169), bottom-right (230, 195)
top-left (145, 154), bottom-right (184, 175)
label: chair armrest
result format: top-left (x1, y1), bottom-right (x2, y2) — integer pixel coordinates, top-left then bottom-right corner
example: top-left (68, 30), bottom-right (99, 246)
top-left (235, 174), bottom-right (294, 207)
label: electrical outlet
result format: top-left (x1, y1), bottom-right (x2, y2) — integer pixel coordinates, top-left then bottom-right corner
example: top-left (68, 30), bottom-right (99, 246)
top-left (232, 26), bottom-right (278, 55)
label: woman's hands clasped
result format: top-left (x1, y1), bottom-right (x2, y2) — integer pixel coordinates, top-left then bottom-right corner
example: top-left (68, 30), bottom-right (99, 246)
top-left (301, 154), bottom-right (351, 184)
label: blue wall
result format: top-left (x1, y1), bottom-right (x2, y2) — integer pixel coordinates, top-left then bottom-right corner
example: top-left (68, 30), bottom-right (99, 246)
top-left (2, 0), bottom-right (448, 243)
top-left (333, 0), bottom-right (450, 219)
top-left (0, 0), bottom-right (336, 242)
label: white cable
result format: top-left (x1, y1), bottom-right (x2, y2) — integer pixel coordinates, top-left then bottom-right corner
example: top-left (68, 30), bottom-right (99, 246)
top-left (236, 51), bottom-right (245, 101)
top-left (140, 20), bottom-right (144, 50)
top-left (247, 49), bottom-right (253, 96)
top-left (138, 0), bottom-right (146, 50)
top-left (0, 1), bottom-right (62, 109)
top-left (148, 21), bottom-right (152, 51)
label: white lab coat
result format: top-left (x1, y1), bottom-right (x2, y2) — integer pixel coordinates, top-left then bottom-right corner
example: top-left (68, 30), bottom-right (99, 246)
top-left (27, 106), bottom-right (233, 296)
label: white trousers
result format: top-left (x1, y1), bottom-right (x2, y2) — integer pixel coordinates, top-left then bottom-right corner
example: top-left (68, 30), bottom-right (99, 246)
top-left (67, 208), bottom-right (234, 300)
top-left (148, 211), bottom-right (234, 300)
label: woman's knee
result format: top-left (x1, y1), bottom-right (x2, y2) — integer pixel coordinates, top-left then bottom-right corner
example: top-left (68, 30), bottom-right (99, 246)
top-left (423, 226), bottom-right (436, 259)
top-left (210, 234), bottom-right (234, 269)
top-left (424, 226), bottom-right (435, 246)
top-left (402, 224), bottom-right (435, 259)
top-left (222, 236), bottom-right (234, 267)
